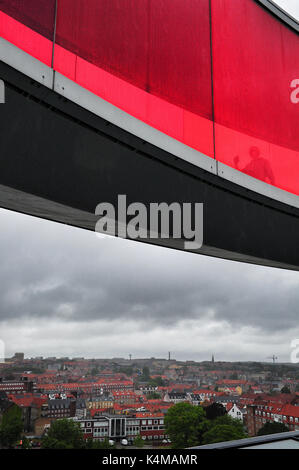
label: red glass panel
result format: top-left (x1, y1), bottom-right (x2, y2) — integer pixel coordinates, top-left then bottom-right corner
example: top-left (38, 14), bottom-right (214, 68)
top-left (54, 0), bottom-right (214, 157)
top-left (148, 0), bottom-right (212, 119)
top-left (3, 0), bottom-right (298, 196)
top-left (55, 0), bottom-right (149, 92)
top-left (0, 0), bottom-right (55, 65)
top-left (0, 0), bottom-right (56, 40)
top-left (212, 0), bottom-right (299, 194)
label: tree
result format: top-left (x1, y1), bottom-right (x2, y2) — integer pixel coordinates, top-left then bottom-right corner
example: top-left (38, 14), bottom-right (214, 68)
top-left (140, 367), bottom-right (150, 381)
top-left (133, 435), bottom-right (145, 448)
top-left (164, 402), bottom-right (206, 449)
top-left (146, 392), bottom-right (160, 400)
top-left (202, 424), bottom-right (246, 445)
top-left (205, 402), bottom-right (227, 420)
top-left (117, 366), bottom-right (133, 377)
top-left (91, 367), bottom-right (99, 376)
top-left (41, 419), bottom-right (85, 449)
top-left (90, 438), bottom-right (114, 449)
top-left (213, 414), bottom-right (245, 430)
top-left (85, 437), bottom-right (94, 449)
top-left (85, 437), bottom-right (115, 449)
top-left (257, 421), bottom-right (289, 436)
top-left (149, 376), bottom-right (165, 387)
top-left (281, 385), bottom-right (291, 394)
top-left (202, 414), bottom-right (247, 444)
top-left (229, 373), bottom-right (238, 380)
top-left (4, 374), bottom-right (15, 381)
top-left (21, 436), bottom-right (31, 449)
top-left (0, 404), bottom-right (23, 449)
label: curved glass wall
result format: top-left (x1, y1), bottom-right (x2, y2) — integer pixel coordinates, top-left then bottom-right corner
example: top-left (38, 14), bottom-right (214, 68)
top-left (0, 0), bottom-right (298, 195)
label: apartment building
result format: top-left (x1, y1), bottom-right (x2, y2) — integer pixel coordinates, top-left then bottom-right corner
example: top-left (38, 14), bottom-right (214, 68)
top-left (75, 412), bottom-right (166, 443)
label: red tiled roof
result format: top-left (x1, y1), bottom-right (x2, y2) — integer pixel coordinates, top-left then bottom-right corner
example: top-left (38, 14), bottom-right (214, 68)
top-left (8, 393), bottom-right (47, 408)
top-left (90, 408), bottom-right (107, 417)
top-left (112, 390), bottom-right (137, 397)
top-left (168, 384), bottom-right (194, 390)
top-left (150, 375), bottom-right (168, 379)
top-left (113, 403), bottom-right (142, 410)
top-left (192, 389), bottom-right (222, 395)
top-left (279, 404), bottom-right (299, 418)
top-left (97, 379), bottom-right (133, 385)
top-left (217, 380), bottom-right (247, 385)
top-left (253, 402), bottom-right (299, 419)
top-left (38, 384), bottom-right (58, 390)
top-left (136, 412), bottom-right (164, 418)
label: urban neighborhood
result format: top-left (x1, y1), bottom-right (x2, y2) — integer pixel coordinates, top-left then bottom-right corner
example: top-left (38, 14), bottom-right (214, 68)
top-left (1, 353), bottom-right (299, 448)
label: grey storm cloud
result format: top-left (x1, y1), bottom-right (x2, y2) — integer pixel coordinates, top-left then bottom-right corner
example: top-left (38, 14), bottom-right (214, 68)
top-left (0, 208), bottom-right (299, 337)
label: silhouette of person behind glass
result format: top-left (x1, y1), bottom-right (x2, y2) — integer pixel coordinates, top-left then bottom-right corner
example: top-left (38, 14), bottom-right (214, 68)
top-left (234, 146), bottom-right (275, 185)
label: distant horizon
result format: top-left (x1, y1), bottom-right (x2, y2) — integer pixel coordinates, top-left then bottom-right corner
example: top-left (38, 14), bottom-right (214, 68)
top-left (5, 353), bottom-right (298, 366)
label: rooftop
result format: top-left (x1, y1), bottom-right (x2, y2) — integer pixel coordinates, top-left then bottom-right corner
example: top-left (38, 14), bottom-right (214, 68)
top-left (190, 431), bottom-right (299, 449)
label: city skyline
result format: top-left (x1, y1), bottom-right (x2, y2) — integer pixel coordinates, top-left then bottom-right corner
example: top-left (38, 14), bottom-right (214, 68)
top-left (3, 353), bottom-right (296, 365)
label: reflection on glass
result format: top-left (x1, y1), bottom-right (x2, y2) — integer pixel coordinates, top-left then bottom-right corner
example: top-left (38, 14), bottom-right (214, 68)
top-left (234, 147), bottom-right (275, 185)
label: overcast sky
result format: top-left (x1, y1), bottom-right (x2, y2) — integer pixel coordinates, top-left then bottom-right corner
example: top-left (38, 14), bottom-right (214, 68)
top-left (274, 0), bottom-right (299, 20)
top-left (0, 207), bottom-right (298, 363)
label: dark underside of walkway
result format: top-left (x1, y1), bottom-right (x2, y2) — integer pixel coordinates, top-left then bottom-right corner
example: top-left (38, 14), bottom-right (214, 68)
top-left (1, 60), bottom-right (299, 270)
